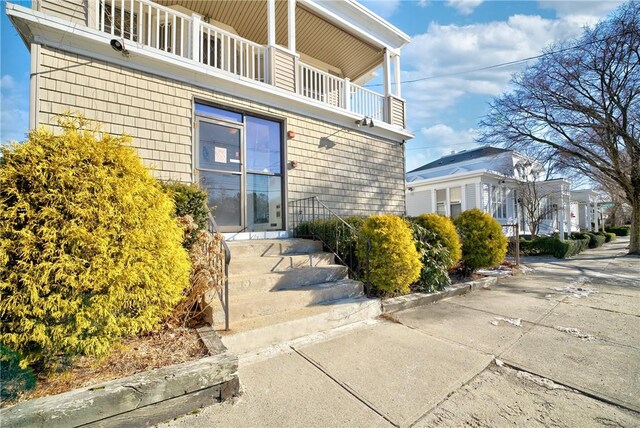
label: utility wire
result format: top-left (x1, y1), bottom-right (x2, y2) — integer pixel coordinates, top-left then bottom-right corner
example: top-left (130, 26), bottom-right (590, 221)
top-left (366, 29), bottom-right (630, 87)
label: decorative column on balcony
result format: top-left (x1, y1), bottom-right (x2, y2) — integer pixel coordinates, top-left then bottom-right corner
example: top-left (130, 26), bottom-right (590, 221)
top-left (268, 0), bottom-right (297, 93)
top-left (384, 48), bottom-right (405, 128)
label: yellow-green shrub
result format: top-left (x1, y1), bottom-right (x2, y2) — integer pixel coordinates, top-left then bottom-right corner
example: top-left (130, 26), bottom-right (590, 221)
top-left (412, 214), bottom-right (462, 268)
top-left (454, 209), bottom-right (508, 272)
top-left (0, 116), bottom-right (190, 368)
top-left (356, 214), bottom-right (422, 296)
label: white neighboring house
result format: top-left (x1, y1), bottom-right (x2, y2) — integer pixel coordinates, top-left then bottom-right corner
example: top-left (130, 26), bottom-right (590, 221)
top-left (406, 147), bottom-right (602, 238)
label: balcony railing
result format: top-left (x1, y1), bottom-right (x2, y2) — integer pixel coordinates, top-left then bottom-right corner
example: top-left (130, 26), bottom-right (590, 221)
top-left (93, 0), bottom-right (402, 127)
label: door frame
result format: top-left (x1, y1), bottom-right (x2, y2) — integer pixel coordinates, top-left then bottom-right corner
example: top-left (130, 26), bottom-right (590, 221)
top-left (193, 100), bottom-right (287, 233)
top-left (195, 116), bottom-right (246, 233)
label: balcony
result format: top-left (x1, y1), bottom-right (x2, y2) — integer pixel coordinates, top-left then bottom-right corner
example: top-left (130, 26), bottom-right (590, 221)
top-left (89, 0), bottom-right (406, 128)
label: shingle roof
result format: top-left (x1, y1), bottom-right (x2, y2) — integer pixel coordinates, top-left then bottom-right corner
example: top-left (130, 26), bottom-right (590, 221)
top-left (407, 146), bottom-right (511, 173)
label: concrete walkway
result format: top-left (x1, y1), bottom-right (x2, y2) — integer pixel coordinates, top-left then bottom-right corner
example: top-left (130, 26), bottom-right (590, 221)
top-left (161, 238), bottom-right (640, 427)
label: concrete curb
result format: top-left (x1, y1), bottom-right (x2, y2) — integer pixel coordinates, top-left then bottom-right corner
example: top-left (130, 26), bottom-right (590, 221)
top-left (382, 277), bottom-right (497, 313)
top-left (1, 351), bottom-right (239, 428)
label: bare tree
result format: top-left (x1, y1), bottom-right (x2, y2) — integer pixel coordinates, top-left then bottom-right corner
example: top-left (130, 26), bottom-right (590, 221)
top-left (516, 178), bottom-right (560, 237)
top-left (480, 1), bottom-right (640, 253)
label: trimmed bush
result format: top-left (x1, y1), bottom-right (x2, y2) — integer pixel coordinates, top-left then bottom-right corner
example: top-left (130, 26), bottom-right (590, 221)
top-left (587, 233), bottom-right (606, 248)
top-left (409, 222), bottom-right (452, 293)
top-left (454, 209), bottom-right (508, 271)
top-left (605, 226), bottom-right (630, 236)
top-left (572, 232), bottom-right (606, 249)
top-left (0, 116), bottom-right (190, 368)
top-left (162, 182), bottom-right (210, 248)
top-left (411, 214), bottom-right (462, 268)
top-left (294, 216), bottom-right (365, 273)
top-left (604, 232), bottom-right (617, 243)
top-left (520, 236), bottom-right (590, 258)
top-left (356, 215), bottom-right (422, 296)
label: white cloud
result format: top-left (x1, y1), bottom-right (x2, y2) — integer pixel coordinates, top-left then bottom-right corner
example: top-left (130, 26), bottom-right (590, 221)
top-left (359, 0), bottom-right (402, 18)
top-left (0, 75), bottom-right (15, 90)
top-left (406, 124), bottom-right (480, 171)
top-left (446, 0), bottom-right (484, 15)
top-left (538, 0), bottom-right (623, 20)
top-left (1, 73), bottom-right (30, 143)
top-left (417, 0), bottom-right (429, 7)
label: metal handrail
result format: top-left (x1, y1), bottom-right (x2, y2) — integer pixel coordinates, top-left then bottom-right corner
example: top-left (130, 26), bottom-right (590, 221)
top-left (290, 196), bottom-right (371, 293)
top-left (207, 212), bottom-right (230, 331)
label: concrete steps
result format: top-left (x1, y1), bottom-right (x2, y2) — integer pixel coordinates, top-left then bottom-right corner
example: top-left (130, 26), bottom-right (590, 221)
top-left (220, 297), bottom-right (382, 354)
top-left (226, 239), bottom-right (323, 257)
top-left (228, 265), bottom-right (349, 295)
top-left (213, 279), bottom-right (363, 324)
top-left (210, 238), bottom-right (378, 353)
top-left (228, 252), bottom-right (335, 276)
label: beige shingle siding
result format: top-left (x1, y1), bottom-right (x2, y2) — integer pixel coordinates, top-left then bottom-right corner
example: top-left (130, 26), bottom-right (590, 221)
top-left (273, 48), bottom-right (296, 92)
top-left (37, 46), bottom-right (405, 221)
top-left (389, 96), bottom-right (405, 128)
top-left (37, 0), bottom-right (87, 25)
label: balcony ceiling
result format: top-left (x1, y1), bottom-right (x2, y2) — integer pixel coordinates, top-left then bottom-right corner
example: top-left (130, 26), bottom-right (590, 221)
top-left (157, 1), bottom-right (382, 80)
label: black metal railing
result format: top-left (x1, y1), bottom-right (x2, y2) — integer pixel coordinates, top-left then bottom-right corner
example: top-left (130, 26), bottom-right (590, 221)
top-left (290, 196), bottom-right (371, 293)
top-left (207, 212), bottom-right (230, 331)
top-left (501, 223), bottom-right (520, 265)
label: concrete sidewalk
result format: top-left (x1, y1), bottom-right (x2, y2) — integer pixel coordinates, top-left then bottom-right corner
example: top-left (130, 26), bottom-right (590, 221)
top-left (161, 238), bottom-right (640, 427)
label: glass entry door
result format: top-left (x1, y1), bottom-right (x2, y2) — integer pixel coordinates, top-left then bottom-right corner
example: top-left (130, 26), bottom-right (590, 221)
top-left (195, 103), bottom-right (284, 233)
top-left (196, 119), bottom-right (243, 232)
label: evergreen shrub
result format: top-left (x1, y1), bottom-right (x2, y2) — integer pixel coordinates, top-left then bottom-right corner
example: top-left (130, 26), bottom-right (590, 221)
top-left (0, 116), bottom-right (190, 368)
top-left (605, 226), bottom-right (630, 236)
top-left (162, 182), bottom-right (210, 248)
top-left (294, 216), bottom-right (365, 273)
top-left (454, 209), bottom-right (508, 271)
top-left (411, 214), bottom-right (462, 268)
top-left (356, 215), bottom-right (421, 296)
top-left (408, 222), bottom-right (452, 293)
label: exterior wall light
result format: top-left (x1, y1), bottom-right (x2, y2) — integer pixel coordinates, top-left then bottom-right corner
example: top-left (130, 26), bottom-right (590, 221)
top-left (110, 39), bottom-right (129, 56)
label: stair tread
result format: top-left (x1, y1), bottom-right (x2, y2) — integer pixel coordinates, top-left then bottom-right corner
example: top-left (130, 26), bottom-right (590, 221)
top-left (218, 296), bottom-right (376, 336)
top-left (229, 264), bottom-right (346, 279)
top-left (229, 278), bottom-right (362, 302)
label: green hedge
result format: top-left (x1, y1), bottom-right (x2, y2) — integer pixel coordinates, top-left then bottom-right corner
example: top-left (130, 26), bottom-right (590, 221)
top-left (604, 232), bottom-right (617, 243)
top-left (520, 236), bottom-right (590, 258)
top-left (572, 232), bottom-right (606, 249)
top-left (605, 226), bottom-right (630, 236)
top-left (294, 216), bottom-right (365, 273)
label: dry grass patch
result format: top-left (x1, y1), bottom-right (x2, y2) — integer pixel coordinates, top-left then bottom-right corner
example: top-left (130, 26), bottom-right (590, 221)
top-left (3, 325), bottom-right (207, 407)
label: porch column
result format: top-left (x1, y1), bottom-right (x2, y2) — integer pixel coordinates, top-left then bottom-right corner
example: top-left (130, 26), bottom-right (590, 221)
top-left (383, 48), bottom-right (392, 96)
top-left (267, 0), bottom-right (276, 46)
top-left (288, 0), bottom-right (296, 53)
top-left (594, 203), bottom-right (600, 232)
top-left (558, 191), bottom-right (565, 241)
top-left (394, 54), bottom-right (401, 97)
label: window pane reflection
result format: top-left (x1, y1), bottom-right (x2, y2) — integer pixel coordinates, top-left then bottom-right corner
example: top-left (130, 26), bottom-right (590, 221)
top-left (247, 174), bottom-right (282, 231)
top-left (246, 116), bottom-right (281, 174)
top-left (199, 171), bottom-right (241, 228)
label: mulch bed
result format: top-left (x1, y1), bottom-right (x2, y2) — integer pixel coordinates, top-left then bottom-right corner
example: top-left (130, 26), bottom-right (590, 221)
top-left (2, 324), bottom-right (208, 408)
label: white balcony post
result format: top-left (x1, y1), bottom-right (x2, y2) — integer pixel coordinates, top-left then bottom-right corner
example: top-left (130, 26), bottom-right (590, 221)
top-left (383, 48), bottom-right (392, 96)
top-left (288, 0), bottom-right (296, 53)
top-left (343, 78), bottom-right (350, 111)
top-left (394, 54), bottom-right (401, 98)
top-left (267, 0), bottom-right (276, 46)
top-left (191, 13), bottom-right (201, 62)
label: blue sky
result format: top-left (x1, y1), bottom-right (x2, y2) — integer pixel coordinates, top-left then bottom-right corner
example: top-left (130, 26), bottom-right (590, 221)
top-left (0, 0), bottom-right (623, 169)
